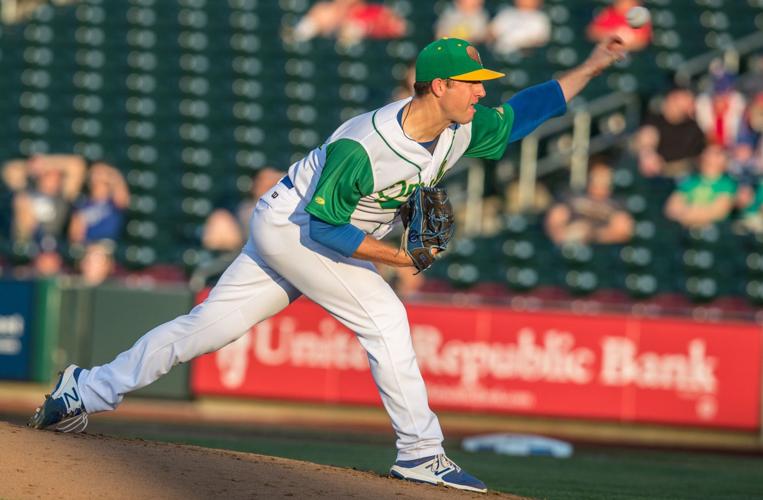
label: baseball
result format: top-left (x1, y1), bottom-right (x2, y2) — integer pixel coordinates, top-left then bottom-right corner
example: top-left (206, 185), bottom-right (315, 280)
top-left (626, 6), bottom-right (651, 28)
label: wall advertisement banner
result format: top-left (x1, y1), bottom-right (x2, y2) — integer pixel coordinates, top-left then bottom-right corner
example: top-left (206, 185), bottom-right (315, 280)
top-left (192, 294), bottom-right (762, 430)
top-left (0, 280), bottom-right (36, 380)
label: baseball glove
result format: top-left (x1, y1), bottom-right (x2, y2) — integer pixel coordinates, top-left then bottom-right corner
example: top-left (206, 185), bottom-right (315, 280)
top-left (399, 186), bottom-right (455, 272)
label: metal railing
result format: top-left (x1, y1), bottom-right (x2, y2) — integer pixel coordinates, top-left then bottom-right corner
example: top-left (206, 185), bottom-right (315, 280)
top-left (675, 30), bottom-right (763, 87)
top-left (446, 90), bottom-right (643, 235)
top-left (514, 29), bottom-right (763, 216)
top-left (515, 91), bottom-right (641, 211)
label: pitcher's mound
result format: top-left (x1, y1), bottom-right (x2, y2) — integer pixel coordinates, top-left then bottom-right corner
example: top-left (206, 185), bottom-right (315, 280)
top-left (0, 422), bottom-right (522, 499)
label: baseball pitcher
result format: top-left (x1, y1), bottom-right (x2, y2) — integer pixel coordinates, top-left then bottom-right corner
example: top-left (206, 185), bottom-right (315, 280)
top-left (30, 36), bottom-right (626, 492)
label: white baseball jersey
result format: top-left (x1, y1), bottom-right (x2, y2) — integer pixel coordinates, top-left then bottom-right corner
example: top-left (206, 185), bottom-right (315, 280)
top-left (74, 97), bottom-right (516, 464)
top-left (289, 97), bottom-right (515, 238)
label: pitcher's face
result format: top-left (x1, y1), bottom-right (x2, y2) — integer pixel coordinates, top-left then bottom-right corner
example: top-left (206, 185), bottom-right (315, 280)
top-left (439, 78), bottom-right (486, 124)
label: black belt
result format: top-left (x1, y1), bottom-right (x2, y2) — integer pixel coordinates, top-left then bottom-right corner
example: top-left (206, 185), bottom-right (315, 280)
top-left (280, 176), bottom-right (294, 189)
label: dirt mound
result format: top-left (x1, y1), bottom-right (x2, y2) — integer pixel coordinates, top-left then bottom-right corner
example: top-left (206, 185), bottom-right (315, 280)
top-left (0, 422), bottom-right (522, 499)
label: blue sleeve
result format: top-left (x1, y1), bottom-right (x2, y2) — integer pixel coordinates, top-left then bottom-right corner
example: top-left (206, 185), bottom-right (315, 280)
top-left (309, 214), bottom-right (366, 257)
top-left (507, 80), bottom-right (567, 143)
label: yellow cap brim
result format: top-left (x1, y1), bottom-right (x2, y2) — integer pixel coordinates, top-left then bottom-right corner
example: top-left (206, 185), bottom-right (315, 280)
top-left (450, 68), bottom-right (505, 81)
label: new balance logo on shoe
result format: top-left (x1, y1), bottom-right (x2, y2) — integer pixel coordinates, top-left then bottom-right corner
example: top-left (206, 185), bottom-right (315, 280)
top-left (63, 388), bottom-right (80, 410)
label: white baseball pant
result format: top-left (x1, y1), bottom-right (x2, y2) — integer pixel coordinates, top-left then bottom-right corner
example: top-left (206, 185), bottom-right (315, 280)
top-left (76, 179), bottom-right (445, 460)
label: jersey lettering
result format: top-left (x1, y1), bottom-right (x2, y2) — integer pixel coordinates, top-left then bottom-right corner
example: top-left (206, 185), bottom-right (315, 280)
top-left (374, 180), bottom-right (421, 208)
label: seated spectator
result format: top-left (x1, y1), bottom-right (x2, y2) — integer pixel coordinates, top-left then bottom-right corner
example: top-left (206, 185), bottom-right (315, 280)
top-left (730, 95), bottom-right (763, 228)
top-left (340, 1), bottom-right (406, 46)
top-left (202, 209), bottom-right (244, 253)
top-left (735, 179), bottom-right (763, 234)
top-left (290, 0), bottom-right (406, 46)
top-left (545, 160), bottom-right (634, 245)
top-left (68, 162), bottom-right (130, 246)
top-left (733, 91), bottom-right (763, 176)
top-left (290, 0), bottom-right (358, 42)
top-left (390, 60), bottom-right (415, 102)
top-left (33, 248), bottom-right (64, 277)
top-left (664, 144), bottom-right (737, 228)
top-left (202, 167), bottom-right (283, 252)
top-left (695, 68), bottom-right (747, 148)
top-left (78, 240), bottom-right (116, 286)
top-left (490, 0), bottom-right (551, 56)
top-left (586, 0), bottom-right (652, 52)
top-left (3, 154), bottom-right (86, 247)
top-left (435, 0), bottom-right (490, 44)
top-left (740, 54), bottom-right (763, 97)
top-left (634, 87), bottom-right (706, 178)
top-left (9, 237), bottom-right (65, 279)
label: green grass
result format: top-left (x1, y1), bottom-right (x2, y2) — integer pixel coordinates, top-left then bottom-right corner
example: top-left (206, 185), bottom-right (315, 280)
top-left (94, 422), bottom-right (763, 500)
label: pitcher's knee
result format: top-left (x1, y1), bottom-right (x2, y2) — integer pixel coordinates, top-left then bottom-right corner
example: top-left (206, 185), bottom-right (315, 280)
top-left (374, 301), bottom-right (410, 339)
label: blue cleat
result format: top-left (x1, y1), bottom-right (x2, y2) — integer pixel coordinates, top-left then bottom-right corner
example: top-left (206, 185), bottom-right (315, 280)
top-left (28, 364), bottom-right (88, 433)
top-left (390, 454), bottom-right (487, 493)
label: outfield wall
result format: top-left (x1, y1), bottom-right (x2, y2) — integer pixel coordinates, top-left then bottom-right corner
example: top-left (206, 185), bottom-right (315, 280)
top-left (192, 290), bottom-right (763, 432)
top-left (0, 279), bottom-right (193, 399)
top-left (1, 278), bottom-right (761, 433)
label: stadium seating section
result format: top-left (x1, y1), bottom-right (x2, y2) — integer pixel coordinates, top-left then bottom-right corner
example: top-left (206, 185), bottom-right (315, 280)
top-left (1, 0), bottom-right (762, 307)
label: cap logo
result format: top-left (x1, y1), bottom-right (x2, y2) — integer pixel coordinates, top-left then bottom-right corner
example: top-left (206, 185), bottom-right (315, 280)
top-left (466, 46), bottom-right (482, 65)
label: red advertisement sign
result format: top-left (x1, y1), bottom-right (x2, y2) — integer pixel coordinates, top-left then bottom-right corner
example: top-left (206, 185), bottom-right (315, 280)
top-left (191, 294), bottom-right (762, 430)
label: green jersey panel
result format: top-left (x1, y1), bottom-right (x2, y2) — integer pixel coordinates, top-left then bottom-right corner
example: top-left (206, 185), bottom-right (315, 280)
top-left (464, 103), bottom-right (514, 160)
top-left (305, 139), bottom-right (375, 225)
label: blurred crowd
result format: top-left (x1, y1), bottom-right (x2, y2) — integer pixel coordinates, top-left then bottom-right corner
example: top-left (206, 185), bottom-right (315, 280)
top-left (1, 155), bottom-right (129, 285)
top-left (285, 0), bottom-right (655, 54)
top-left (1, 0), bottom-right (762, 303)
top-left (540, 68), bottom-right (763, 244)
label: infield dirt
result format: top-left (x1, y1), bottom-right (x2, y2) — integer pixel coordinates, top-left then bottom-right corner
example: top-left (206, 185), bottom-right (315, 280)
top-left (0, 422), bottom-right (525, 499)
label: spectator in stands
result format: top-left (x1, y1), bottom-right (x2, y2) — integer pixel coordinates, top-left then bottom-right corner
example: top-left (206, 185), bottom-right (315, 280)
top-left (586, 0), bottom-right (652, 52)
top-left (664, 144), bottom-right (737, 228)
top-left (2, 154), bottom-right (86, 247)
top-left (634, 87), bottom-right (706, 178)
top-left (695, 68), bottom-right (747, 148)
top-left (729, 94), bottom-right (763, 225)
top-left (289, 0), bottom-right (406, 47)
top-left (489, 0), bottom-right (551, 56)
top-left (740, 54), bottom-right (763, 97)
top-left (340, 1), bottom-right (406, 46)
top-left (435, 0), bottom-right (490, 44)
top-left (33, 248), bottom-right (64, 277)
top-left (202, 209), bottom-right (244, 253)
top-left (77, 240), bottom-right (116, 286)
top-left (736, 92), bottom-right (763, 166)
top-left (201, 167), bottom-right (283, 252)
top-left (290, 0), bottom-right (358, 42)
top-left (68, 162), bottom-right (130, 246)
top-left (545, 159), bottom-right (634, 245)
top-left (390, 60), bottom-right (416, 102)
top-left (735, 180), bottom-right (763, 234)
top-left (6, 243), bottom-right (64, 279)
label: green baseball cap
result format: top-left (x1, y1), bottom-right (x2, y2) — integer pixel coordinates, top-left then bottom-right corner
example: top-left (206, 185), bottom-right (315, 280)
top-left (415, 38), bottom-right (505, 82)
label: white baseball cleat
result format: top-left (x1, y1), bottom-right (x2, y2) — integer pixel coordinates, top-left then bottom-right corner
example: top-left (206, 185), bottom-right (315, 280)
top-left (390, 454), bottom-right (487, 493)
top-left (28, 364), bottom-right (89, 433)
